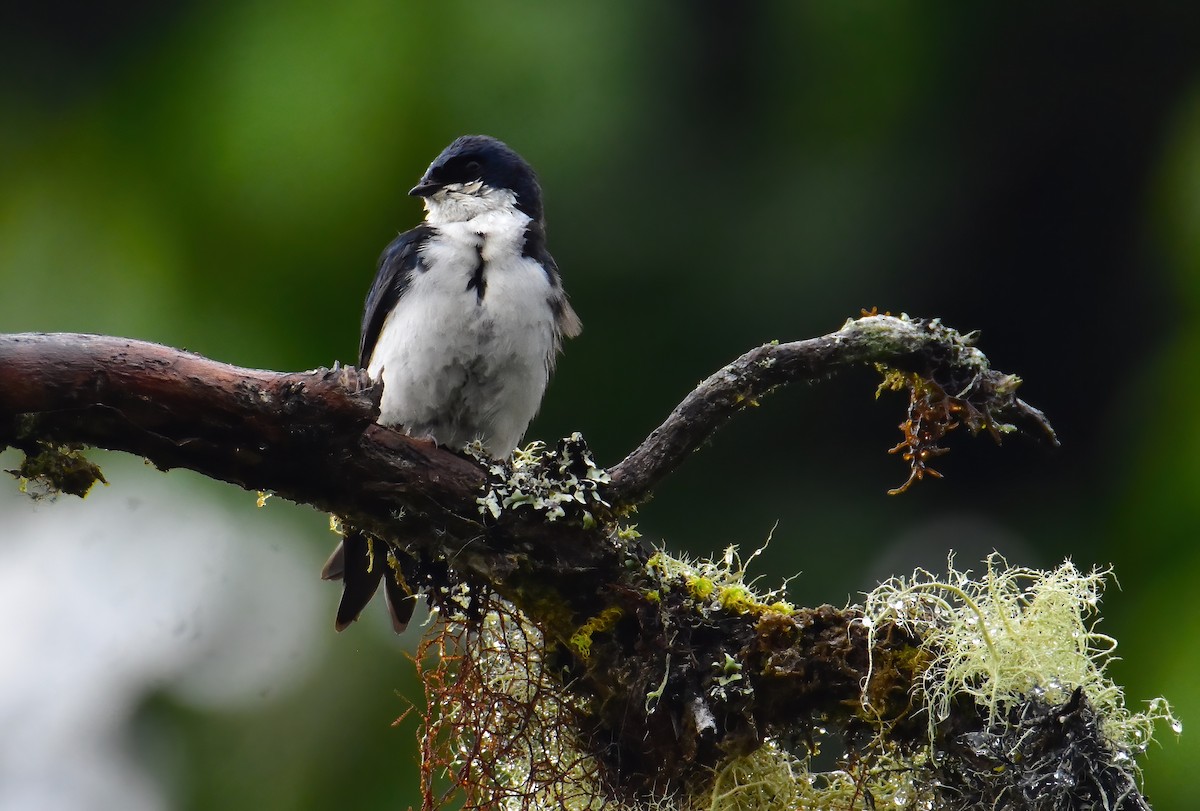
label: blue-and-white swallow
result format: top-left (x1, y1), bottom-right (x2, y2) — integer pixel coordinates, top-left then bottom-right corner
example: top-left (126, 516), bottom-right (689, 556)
top-left (323, 135), bottom-right (581, 631)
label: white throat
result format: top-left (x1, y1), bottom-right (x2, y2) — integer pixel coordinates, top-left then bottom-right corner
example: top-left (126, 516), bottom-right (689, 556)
top-left (423, 183), bottom-right (522, 225)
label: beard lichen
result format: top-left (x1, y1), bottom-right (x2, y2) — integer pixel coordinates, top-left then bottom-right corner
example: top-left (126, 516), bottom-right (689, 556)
top-left (705, 740), bottom-right (938, 811)
top-left (861, 554), bottom-right (1177, 752)
top-left (413, 538), bottom-right (806, 811)
top-left (412, 539), bottom-right (1172, 810)
top-left (859, 554), bottom-right (1178, 809)
top-left (416, 592), bottom-right (610, 811)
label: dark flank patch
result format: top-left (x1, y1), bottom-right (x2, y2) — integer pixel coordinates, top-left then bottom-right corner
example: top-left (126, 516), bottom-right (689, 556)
top-left (521, 221), bottom-right (560, 287)
top-left (465, 240), bottom-right (486, 303)
top-left (524, 220), bottom-right (580, 338)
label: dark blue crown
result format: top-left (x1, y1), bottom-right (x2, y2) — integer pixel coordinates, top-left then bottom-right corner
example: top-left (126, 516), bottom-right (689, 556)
top-left (413, 135), bottom-right (544, 222)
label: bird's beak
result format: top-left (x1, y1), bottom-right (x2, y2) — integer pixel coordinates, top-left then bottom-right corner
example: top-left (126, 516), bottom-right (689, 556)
top-left (408, 178), bottom-right (442, 197)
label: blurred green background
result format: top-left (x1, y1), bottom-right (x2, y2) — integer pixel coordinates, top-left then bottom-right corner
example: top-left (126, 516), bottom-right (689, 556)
top-left (2, 1), bottom-right (1199, 808)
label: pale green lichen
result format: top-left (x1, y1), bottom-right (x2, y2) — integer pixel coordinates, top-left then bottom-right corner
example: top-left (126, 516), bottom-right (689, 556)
top-left (701, 741), bottom-right (935, 811)
top-left (646, 531), bottom-right (796, 617)
top-left (474, 434), bottom-right (611, 524)
top-left (713, 654), bottom-right (743, 687)
top-left (617, 523), bottom-right (643, 541)
top-left (683, 555), bottom-right (1176, 810)
top-left (848, 312), bottom-right (986, 366)
top-left (422, 538), bottom-right (1171, 810)
top-left (861, 553), bottom-right (1179, 761)
top-left (645, 654), bottom-right (673, 714)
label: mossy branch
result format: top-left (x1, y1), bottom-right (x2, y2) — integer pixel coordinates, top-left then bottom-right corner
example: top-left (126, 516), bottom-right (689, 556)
top-left (1, 314), bottom-right (1154, 811)
top-left (608, 312), bottom-right (1056, 505)
top-left (0, 315), bottom-right (1055, 624)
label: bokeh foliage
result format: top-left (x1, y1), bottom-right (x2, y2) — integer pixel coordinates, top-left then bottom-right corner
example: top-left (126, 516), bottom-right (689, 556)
top-left (3, 1), bottom-right (1199, 807)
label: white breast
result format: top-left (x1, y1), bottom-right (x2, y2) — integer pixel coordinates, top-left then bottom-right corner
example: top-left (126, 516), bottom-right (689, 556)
top-left (366, 209), bottom-right (558, 458)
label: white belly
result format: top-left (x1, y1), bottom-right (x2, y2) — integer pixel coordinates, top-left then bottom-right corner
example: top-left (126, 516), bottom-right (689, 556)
top-left (366, 224), bottom-right (556, 458)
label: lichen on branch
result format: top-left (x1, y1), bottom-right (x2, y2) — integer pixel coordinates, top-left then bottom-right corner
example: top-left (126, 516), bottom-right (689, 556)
top-left (606, 312), bottom-right (1058, 507)
top-left (0, 314), bottom-right (1169, 810)
top-left (7, 439), bottom-right (107, 498)
top-left (409, 544), bottom-right (1176, 811)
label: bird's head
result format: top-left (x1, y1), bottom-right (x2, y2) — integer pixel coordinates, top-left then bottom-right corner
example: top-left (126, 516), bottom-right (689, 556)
top-left (410, 135), bottom-right (544, 225)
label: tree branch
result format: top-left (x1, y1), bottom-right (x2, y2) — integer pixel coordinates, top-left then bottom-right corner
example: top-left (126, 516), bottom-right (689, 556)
top-left (0, 316), bottom-right (1054, 521)
top-left (609, 314), bottom-right (1056, 505)
top-left (0, 331), bottom-right (492, 556)
top-left (3, 315), bottom-right (1129, 809)
top-left (0, 316), bottom-right (1055, 614)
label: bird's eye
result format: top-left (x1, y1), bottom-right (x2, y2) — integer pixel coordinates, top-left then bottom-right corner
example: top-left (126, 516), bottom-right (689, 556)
top-left (463, 160), bottom-right (482, 177)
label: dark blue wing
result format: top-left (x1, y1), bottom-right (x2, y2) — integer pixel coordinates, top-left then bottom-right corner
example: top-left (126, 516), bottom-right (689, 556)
top-left (522, 221), bottom-right (581, 340)
top-left (358, 224), bottom-right (435, 368)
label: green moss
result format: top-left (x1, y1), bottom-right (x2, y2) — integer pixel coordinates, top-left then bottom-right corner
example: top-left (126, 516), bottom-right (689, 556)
top-left (690, 576), bottom-right (715, 601)
top-left (568, 605), bottom-right (624, 661)
top-left (717, 585), bottom-right (757, 614)
top-left (647, 541), bottom-right (792, 619)
top-left (13, 442), bottom-right (107, 499)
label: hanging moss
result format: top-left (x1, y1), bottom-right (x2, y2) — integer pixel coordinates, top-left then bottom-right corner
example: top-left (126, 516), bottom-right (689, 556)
top-left (11, 440), bottom-right (107, 499)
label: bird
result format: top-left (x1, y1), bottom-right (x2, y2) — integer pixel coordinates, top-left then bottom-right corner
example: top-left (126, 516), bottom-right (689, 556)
top-left (322, 135), bottom-right (581, 632)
